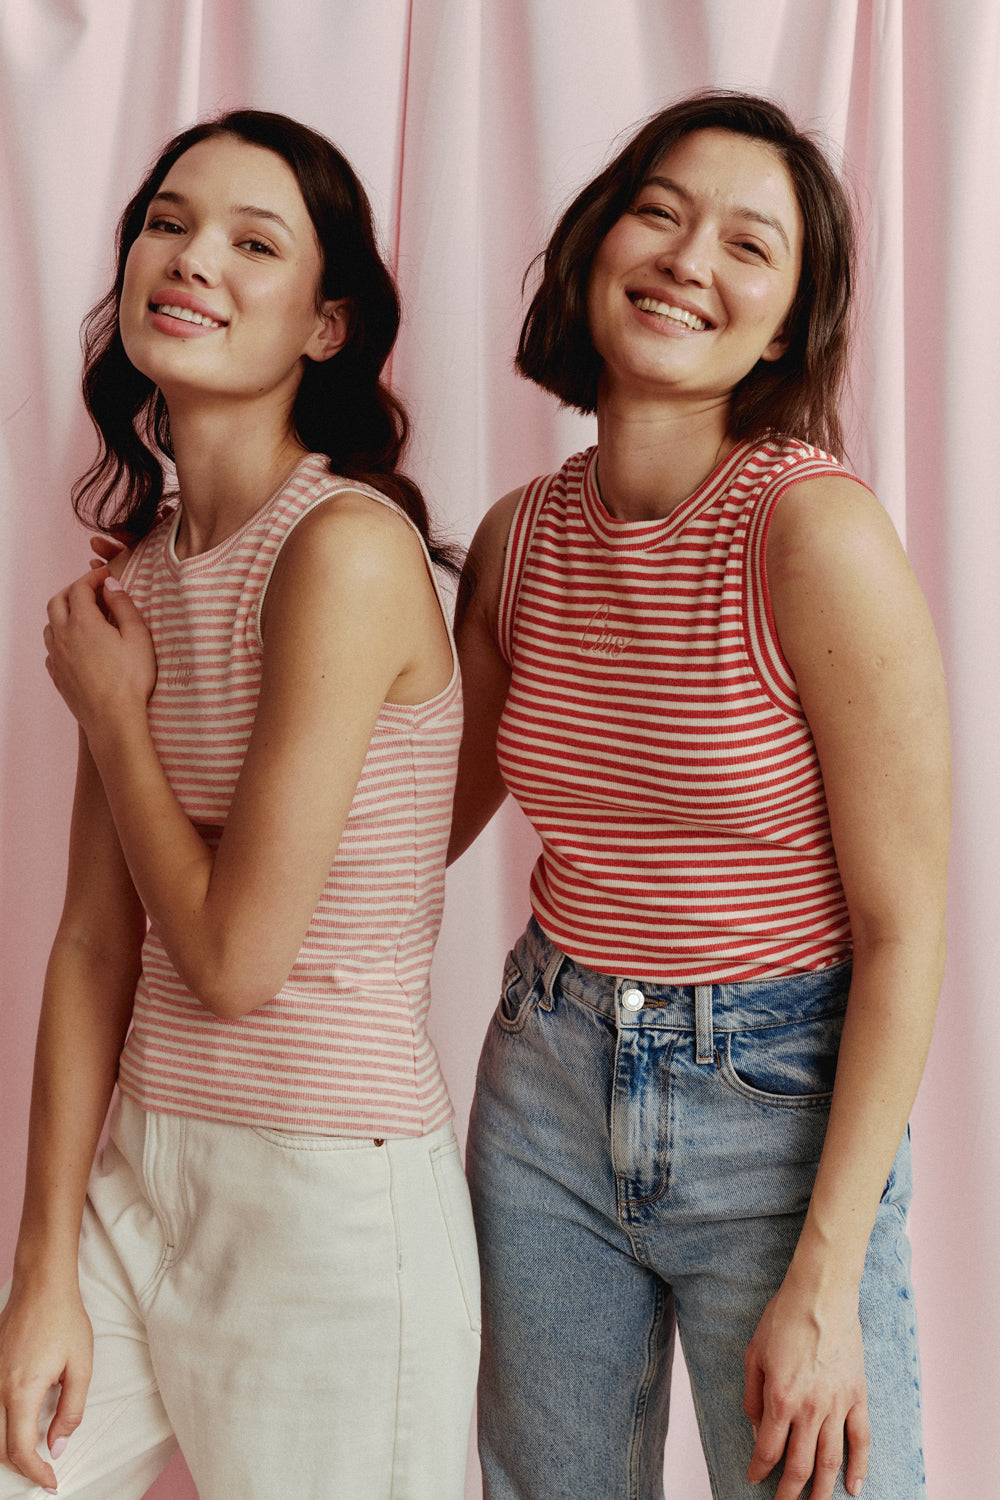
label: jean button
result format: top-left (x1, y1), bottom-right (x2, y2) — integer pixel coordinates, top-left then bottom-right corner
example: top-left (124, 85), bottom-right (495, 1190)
top-left (621, 987), bottom-right (644, 1011)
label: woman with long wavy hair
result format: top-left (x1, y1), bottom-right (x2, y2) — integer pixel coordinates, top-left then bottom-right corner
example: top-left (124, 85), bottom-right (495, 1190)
top-left (0, 109), bottom-right (478, 1499)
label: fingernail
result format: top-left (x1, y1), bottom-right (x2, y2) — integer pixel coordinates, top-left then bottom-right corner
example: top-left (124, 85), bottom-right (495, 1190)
top-left (50, 1437), bottom-right (68, 1459)
top-left (104, 576), bottom-right (124, 594)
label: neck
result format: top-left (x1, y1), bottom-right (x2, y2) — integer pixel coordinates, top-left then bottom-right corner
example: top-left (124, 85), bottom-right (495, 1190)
top-left (167, 395), bottom-right (309, 557)
top-left (594, 387), bottom-right (734, 521)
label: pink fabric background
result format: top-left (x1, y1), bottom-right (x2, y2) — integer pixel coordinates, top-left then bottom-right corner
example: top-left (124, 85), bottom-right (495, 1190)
top-left (2, 1), bottom-right (997, 1493)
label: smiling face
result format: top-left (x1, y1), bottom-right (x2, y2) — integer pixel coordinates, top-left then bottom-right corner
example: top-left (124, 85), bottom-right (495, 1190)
top-left (586, 128), bottom-right (803, 412)
top-left (119, 134), bottom-right (346, 413)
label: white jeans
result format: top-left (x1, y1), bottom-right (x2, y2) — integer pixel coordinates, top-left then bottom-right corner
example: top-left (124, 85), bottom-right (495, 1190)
top-left (2, 1094), bottom-right (480, 1498)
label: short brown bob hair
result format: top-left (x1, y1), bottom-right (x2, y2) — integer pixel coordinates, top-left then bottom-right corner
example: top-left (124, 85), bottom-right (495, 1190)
top-left (516, 90), bottom-right (856, 459)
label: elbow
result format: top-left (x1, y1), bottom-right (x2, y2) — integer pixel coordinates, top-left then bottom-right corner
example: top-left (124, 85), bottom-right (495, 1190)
top-left (198, 986), bottom-right (274, 1022)
top-left (177, 955), bottom-right (284, 1021)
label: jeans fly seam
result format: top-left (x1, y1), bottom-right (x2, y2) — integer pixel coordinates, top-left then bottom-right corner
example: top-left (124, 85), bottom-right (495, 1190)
top-left (614, 1035), bottom-right (676, 1218)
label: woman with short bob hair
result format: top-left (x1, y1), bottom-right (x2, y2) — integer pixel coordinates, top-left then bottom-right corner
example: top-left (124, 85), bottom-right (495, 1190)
top-left (517, 90), bottom-right (854, 457)
top-left (0, 109), bottom-right (478, 1499)
top-left (453, 90), bottom-right (947, 1499)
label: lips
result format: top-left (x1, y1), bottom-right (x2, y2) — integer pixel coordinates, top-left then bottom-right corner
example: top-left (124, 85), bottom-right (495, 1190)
top-left (148, 289), bottom-right (228, 330)
top-left (629, 293), bottom-right (710, 331)
top-left (151, 302), bottom-right (226, 329)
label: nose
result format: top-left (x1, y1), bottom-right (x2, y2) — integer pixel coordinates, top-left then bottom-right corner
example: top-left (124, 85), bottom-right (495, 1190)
top-left (166, 232), bottom-right (219, 287)
top-left (658, 227), bottom-right (713, 287)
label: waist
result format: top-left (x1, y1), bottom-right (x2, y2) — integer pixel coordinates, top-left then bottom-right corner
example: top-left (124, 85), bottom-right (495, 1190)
top-left (519, 915), bottom-right (852, 1032)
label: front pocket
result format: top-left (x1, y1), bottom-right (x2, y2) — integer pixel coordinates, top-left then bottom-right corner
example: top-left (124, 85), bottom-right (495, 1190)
top-left (718, 1008), bottom-right (846, 1108)
top-left (494, 950), bottom-right (545, 1034)
top-left (430, 1138), bottom-right (482, 1333)
top-left (250, 1126), bottom-right (382, 1152)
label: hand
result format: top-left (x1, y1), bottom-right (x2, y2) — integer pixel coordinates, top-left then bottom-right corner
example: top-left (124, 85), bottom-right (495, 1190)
top-left (88, 534), bottom-right (126, 573)
top-left (44, 571), bottom-right (156, 735)
top-left (0, 1282), bottom-right (93, 1490)
top-left (743, 1276), bottom-right (870, 1498)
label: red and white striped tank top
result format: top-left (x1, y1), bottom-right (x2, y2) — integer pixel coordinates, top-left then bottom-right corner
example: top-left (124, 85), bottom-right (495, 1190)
top-left (116, 454), bottom-right (460, 1136)
top-left (496, 438), bottom-right (855, 983)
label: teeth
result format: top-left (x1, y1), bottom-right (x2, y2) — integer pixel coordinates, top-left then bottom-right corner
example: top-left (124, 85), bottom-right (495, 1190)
top-left (154, 303), bottom-right (224, 329)
top-left (633, 296), bottom-right (707, 331)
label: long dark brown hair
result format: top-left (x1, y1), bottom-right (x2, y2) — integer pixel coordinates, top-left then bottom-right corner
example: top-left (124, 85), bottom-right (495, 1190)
top-left (516, 90), bottom-right (856, 459)
top-left (73, 109), bottom-right (458, 570)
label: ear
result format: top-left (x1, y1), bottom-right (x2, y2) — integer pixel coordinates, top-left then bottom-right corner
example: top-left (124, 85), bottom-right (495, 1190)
top-left (305, 299), bottom-right (351, 363)
top-left (760, 324), bottom-right (790, 363)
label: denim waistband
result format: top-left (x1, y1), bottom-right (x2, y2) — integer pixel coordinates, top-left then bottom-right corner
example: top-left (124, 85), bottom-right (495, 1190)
top-left (520, 916), bottom-right (851, 1050)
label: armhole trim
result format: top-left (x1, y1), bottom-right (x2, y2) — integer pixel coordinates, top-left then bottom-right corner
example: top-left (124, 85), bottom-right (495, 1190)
top-left (744, 458), bottom-right (867, 718)
top-left (497, 476), bottom-right (549, 666)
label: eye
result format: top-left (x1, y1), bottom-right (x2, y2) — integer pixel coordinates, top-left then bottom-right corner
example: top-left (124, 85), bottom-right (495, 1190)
top-left (735, 239), bottom-right (770, 261)
top-left (146, 216), bottom-right (185, 235)
top-left (238, 237), bottom-right (277, 256)
top-left (634, 202), bottom-right (676, 224)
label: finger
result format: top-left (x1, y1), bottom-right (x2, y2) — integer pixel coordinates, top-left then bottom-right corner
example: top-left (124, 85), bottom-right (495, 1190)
top-left (3, 1398), bottom-right (58, 1492)
top-left (46, 1363), bottom-right (90, 1464)
top-left (50, 573), bottom-right (105, 630)
top-left (804, 1412), bottom-right (848, 1500)
top-left (89, 534), bottom-right (123, 563)
top-left (771, 1422), bottom-right (822, 1500)
top-left (101, 576), bottom-right (143, 629)
top-left (69, 569), bottom-right (109, 602)
top-left (844, 1400), bottom-right (871, 1496)
top-left (746, 1408), bottom-right (790, 1485)
top-left (742, 1346), bottom-right (765, 1428)
top-left (46, 589), bottom-right (71, 627)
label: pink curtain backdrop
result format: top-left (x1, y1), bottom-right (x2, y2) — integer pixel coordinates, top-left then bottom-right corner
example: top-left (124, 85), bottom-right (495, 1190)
top-left (2, 1), bottom-right (997, 1494)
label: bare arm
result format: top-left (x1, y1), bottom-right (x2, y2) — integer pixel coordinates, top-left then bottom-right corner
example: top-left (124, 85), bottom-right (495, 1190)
top-left (0, 735), bottom-right (145, 1489)
top-left (447, 488), bottom-right (522, 864)
top-left (744, 476), bottom-right (950, 1500)
top-left (44, 496), bottom-right (452, 1019)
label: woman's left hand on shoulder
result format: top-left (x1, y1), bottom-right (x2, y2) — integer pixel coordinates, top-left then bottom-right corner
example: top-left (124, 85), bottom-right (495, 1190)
top-left (744, 1270), bottom-right (868, 1497)
top-left (44, 565), bottom-right (155, 737)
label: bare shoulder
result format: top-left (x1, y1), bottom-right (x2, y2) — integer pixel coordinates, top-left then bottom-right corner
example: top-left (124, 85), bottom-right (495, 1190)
top-left (272, 488), bottom-right (430, 598)
top-left (766, 474), bottom-right (907, 586)
top-left (766, 474), bottom-right (945, 711)
top-left (471, 486), bottom-right (526, 558)
top-left (457, 486), bottom-right (526, 630)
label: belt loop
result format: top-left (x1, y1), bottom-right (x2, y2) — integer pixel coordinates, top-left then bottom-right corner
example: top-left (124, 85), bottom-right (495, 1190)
top-left (541, 949), bottom-right (565, 1009)
top-left (695, 984), bottom-right (714, 1065)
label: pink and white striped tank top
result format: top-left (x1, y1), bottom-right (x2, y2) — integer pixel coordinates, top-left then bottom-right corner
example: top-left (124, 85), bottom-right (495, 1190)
top-left (496, 438), bottom-right (855, 983)
top-left (116, 454), bottom-right (460, 1136)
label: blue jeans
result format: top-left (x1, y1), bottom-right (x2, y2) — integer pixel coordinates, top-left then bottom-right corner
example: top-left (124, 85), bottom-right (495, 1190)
top-left (466, 918), bottom-right (924, 1500)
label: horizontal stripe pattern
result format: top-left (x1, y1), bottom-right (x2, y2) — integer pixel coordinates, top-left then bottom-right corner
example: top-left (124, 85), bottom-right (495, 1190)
top-left (117, 454), bottom-right (460, 1136)
top-left (496, 440), bottom-right (853, 983)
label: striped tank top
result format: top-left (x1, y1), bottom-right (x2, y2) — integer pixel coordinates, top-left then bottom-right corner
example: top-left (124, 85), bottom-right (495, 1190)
top-left (116, 453), bottom-right (460, 1136)
top-left (496, 438), bottom-right (854, 983)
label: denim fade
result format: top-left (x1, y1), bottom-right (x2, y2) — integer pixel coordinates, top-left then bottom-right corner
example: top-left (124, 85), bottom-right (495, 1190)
top-left (467, 916), bottom-right (924, 1500)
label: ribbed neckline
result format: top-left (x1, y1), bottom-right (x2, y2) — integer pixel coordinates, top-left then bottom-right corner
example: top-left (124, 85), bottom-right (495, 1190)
top-left (578, 440), bottom-right (754, 553)
top-left (165, 452), bottom-right (327, 576)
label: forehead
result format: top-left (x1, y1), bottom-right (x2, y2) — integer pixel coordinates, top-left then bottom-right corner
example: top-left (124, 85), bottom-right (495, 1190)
top-left (645, 128), bottom-right (801, 241)
top-left (156, 136), bottom-right (312, 228)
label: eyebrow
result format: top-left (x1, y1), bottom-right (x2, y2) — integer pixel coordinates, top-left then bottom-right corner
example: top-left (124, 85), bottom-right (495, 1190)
top-left (148, 190), bottom-right (295, 239)
top-left (640, 174), bottom-right (792, 254)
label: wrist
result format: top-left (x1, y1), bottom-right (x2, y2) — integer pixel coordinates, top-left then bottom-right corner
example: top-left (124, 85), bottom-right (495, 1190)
top-left (83, 701), bottom-right (152, 779)
top-left (12, 1234), bottom-right (82, 1294)
top-left (786, 1220), bottom-right (866, 1301)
